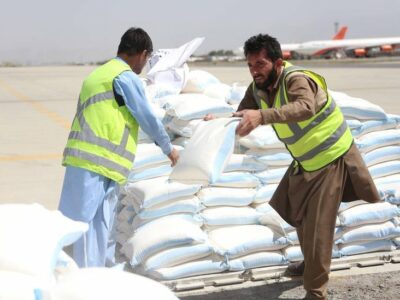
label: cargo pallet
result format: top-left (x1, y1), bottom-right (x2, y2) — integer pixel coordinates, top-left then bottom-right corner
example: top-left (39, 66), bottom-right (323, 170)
top-left (161, 249), bottom-right (400, 297)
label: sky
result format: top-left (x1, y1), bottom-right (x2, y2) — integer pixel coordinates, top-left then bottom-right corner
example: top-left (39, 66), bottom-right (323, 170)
top-left (1, 0), bottom-right (399, 65)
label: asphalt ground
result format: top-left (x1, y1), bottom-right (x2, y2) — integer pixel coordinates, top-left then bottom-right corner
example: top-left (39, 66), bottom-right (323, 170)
top-left (0, 60), bottom-right (399, 209)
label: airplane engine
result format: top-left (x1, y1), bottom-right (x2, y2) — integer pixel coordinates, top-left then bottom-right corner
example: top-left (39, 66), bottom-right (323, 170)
top-left (354, 48), bottom-right (366, 57)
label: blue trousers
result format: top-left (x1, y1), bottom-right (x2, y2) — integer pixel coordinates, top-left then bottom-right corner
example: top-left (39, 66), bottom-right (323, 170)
top-left (58, 166), bottom-right (118, 267)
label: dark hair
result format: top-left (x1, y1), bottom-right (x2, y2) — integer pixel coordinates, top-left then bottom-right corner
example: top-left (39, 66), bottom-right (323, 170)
top-left (117, 27), bottom-right (153, 56)
top-left (244, 34), bottom-right (282, 62)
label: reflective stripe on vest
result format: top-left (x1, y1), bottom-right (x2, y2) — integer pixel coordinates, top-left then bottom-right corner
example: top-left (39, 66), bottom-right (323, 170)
top-left (252, 61), bottom-right (352, 171)
top-left (65, 90), bottom-right (135, 162)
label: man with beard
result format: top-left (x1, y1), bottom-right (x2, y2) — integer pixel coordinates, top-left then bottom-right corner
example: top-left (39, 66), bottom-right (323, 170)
top-left (232, 34), bottom-right (381, 299)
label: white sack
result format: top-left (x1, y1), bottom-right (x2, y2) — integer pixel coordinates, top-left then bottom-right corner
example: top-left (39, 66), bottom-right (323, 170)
top-left (45, 268), bottom-right (178, 300)
top-left (166, 94), bottom-right (234, 120)
top-left (368, 160), bottom-right (400, 179)
top-left (355, 129), bottom-right (400, 153)
top-left (121, 214), bottom-right (206, 267)
top-left (197, 187), bottom-right (256, 207)
top-left (339, 240), bottom-right (395, 256)
top-left (211, 171), bottom-right (260, 188)
top-left (229, 251), bottom-right (286, 271)
top-left (182, 70), bottom-right (220, 93)
top-left (143, 243), bottom-right (213, 271)
top-left (338, 202), bottom-right (400, 227)
top-left (147, 257), bottom-right (227, 281)
top-left (224, 154), bottom-right (267, 172)
top-left (124, 176), bottom-right (201, 211)
top-left (335, 219), bottom-right (400, 244)
top-left (330, 90), bottom-right (387, 120)
top-left (362, 146), bottom-right (400, 167)
top-left (201, 206), bottom-right (263, 226)
top-left (0, 204), bottom-right (87, 280)
top-left (239, 125), bottom-right (285, 150)
top-left (169, 118), bottom-right (239, 184)
top-left (253, 184), bottom-right (279, 204)
top-left (208, 225), bottom-right (289, 258)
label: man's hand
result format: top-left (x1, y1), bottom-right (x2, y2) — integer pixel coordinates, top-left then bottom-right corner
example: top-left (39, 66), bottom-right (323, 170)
top-left (203, 113), bottom-right (216, 121)
top-left (168, 147), bottom-right (180, 167)
top-left (233, 109), bottom-right (263, 137)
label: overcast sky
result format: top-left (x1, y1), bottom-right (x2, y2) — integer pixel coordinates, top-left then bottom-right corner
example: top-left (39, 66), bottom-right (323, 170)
top-left (1, 0), bottom-right (399, 65)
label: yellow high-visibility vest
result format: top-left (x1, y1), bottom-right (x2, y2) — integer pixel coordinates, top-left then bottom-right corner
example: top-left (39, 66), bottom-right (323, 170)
top-left (63, 58), bottom-right (139, 183)
top-left (252, 61), bottom-right (353, 171)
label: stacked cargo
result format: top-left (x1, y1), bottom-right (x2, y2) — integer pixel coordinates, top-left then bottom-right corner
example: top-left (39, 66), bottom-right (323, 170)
top-left (115, 69), bottom-right (400, 281)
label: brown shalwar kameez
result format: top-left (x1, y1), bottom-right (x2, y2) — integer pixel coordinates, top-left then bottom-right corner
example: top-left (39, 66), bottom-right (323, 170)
top-left (238, 71), bottom-right (381, 299)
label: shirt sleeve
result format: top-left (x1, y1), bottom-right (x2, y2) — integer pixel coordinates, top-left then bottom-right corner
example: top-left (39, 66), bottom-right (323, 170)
top-left (113, 71), bottom-right (172, 155)
top-left (236, 84), bottom-right (260, 111)
top-left (260, 74), bottom-right (319, 124)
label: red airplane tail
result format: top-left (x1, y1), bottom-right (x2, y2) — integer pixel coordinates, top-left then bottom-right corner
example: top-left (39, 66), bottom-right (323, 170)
top-left (332, 26), bottom-right (348, 40)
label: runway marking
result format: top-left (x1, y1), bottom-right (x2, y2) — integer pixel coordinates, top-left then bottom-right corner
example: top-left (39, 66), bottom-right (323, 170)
top-left (0, 79), bottom-right (71, 129)
top-left (0, 153), bottom-right (62, 162)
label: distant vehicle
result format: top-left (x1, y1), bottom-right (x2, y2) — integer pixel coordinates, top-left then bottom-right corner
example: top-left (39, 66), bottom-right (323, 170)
top-left (281, 26), bottom-right (348, 59)
top-left (291, 27), bottom-right (400, 59)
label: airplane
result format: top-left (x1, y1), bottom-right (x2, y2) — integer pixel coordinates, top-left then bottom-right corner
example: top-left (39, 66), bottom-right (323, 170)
top-left (294, 35), bottom-right (400, 58)
top-left (281, 26), bottom-right (348, 59)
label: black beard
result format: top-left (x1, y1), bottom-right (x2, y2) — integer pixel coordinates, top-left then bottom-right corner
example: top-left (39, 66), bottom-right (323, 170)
top-left (255, 68), bottom-right (278, 91)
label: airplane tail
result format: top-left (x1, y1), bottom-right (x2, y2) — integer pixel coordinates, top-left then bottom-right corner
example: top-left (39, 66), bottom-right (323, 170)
top-left (332, 26), bottom-right (348, 40)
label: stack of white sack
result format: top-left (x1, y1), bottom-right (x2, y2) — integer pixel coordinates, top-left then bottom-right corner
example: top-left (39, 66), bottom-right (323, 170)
top-left (167, 118), bottom-right (289, 278)
top-left (115, 62), bottom-right (400, 281)
top-left (333, 92), bottom-right (400, 255)
top-left (273, 91), bottom-right (400, 260)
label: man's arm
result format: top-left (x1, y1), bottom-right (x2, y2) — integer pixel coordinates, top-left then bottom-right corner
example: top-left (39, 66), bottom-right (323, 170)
top-left (235, 75), bottom-right (320, 136)
top-left (260, 74), bottom-right (319, 124)
top-left (113, 72), bottom-right (179, 165)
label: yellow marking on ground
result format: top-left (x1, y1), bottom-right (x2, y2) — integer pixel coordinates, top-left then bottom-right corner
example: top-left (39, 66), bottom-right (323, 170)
top-left (0, 153), bottom-right (62, 162)
top-left (0, 79), bottom-right (71, 129)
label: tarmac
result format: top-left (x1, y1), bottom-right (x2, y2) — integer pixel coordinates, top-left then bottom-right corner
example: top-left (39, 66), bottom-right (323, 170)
top-left (0, 59), bottom-right (399, 210)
